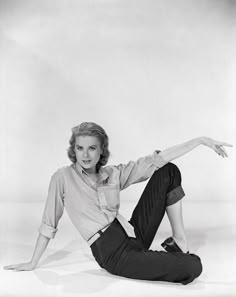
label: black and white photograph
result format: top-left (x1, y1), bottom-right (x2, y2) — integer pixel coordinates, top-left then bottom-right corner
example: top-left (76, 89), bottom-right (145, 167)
top-left (0, 1), bottom-right (235, 296)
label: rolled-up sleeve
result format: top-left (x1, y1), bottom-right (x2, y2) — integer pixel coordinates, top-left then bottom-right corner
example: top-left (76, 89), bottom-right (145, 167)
top-left (38, 170), bottom-right (65, 239)
top-left (117, 150), bottom-right (168, 190)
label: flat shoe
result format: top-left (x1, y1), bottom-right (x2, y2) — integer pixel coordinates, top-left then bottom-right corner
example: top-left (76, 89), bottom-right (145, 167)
top-left (161, 237), bottom-right (189, 254)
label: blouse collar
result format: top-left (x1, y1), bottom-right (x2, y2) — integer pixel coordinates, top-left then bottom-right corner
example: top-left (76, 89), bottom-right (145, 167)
top-left (74, 162), bottom-right (109, 183)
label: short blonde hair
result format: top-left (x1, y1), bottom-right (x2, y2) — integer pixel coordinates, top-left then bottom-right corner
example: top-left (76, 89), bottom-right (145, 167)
top-left (67, 122), bottom-right (110, 172)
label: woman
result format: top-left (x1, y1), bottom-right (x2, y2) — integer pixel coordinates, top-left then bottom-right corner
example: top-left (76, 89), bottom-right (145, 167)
top-left (4, 122), bottom-right (233, 285)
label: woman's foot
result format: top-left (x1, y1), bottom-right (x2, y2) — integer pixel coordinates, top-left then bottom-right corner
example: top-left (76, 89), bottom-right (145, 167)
top-left (172, 236), bottom-right (189, 253)
top-left (161, 236), bottom-right (189, 253)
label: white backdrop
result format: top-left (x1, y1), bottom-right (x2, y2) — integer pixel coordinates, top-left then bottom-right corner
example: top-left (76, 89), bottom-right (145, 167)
top-left (0, 0), bottom-right (235, 203)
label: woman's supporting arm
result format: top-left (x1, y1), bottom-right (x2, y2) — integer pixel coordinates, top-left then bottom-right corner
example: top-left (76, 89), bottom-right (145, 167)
top-left (4, 234), bottom-right (50, 271)
top-left (30, 234), bottom-right (51, 267)
top-left (4, 170), bottom-right (65, 272)
top-left (158, 136), bottom-right (233, 163)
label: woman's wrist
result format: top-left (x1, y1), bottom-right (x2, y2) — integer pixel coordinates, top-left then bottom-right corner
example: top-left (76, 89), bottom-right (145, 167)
top-left (30, 259), bottom-right (38, 267)
top-left (199, 136), bottom-right (207, 146)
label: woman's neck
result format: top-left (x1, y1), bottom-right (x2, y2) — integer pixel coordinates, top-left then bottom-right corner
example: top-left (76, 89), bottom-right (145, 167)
top-left (83, 168), bottom-right (98, 175)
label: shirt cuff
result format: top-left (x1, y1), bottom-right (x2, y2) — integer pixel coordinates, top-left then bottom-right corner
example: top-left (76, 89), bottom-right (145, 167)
top-left (151, 150), bottom-right (168, 168)
top-left (38, 222), bottom-right (58, 239)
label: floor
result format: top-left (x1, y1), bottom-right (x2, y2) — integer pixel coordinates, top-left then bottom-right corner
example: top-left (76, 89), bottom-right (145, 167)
top-left (1, 199), bottom-right (236, 297)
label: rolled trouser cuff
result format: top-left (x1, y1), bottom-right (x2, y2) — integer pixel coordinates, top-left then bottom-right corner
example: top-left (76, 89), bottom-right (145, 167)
top-left (166, 185), bottom-right (185, 206)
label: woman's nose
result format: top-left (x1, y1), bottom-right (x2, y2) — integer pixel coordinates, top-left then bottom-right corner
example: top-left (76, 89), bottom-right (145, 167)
top-left (83, 150), bottom-right (88, 158)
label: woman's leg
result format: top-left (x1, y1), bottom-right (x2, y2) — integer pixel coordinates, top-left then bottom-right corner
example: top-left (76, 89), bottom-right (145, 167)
top-left (129, 162), bottom-right (186, 250)
top-left (118, 163), bottom-right (202, 284)
top-left (92, 162), bottom-right (202, 284)
top-left (91, 217), bottom-right (202, 285)
top-left (166, 199), bottom-right (188, 252)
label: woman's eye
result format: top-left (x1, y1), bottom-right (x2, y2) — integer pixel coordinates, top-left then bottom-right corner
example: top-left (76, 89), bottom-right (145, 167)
top-left (90, 147), bottom-right (96, 150)
top-left (76, 146), bottom-right (83, 150)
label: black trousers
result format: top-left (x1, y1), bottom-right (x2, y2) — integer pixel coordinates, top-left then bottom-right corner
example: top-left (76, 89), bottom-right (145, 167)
top-left (90, 163), bottom-right (202, 285)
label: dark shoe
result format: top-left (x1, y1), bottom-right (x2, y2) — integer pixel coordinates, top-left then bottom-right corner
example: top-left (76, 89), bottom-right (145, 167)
top-left (161, 237), bottom-right (189, 254)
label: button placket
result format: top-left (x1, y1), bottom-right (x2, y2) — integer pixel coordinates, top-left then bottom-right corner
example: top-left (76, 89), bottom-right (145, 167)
top-left (97, 187), bottom-right (107, 210)
top-left (97, 186), bottom-right (115, 222)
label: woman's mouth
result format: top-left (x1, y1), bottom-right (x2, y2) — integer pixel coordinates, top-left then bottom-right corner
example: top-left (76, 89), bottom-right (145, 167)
top-left (83, 160), bottom-right (91, 164)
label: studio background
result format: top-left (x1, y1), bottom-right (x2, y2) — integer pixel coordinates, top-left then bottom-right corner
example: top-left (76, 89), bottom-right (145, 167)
top-left (0, 0), bottom-right (235, 204)
top-left (0, 1), bottom-right (236, 296)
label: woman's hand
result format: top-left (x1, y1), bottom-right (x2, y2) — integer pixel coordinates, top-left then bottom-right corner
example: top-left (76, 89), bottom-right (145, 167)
top-left (201, 137), bottom-right (233, 157)
top-left (3, 261), bottom-right (37, 272)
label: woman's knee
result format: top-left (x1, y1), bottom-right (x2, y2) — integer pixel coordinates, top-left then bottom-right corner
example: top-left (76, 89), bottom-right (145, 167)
top-left (155, 162), bottom-right (180, 175)
top-left (165, 162), bottom-right (181, 174)
top-left (181, 255), bottom-right (203, 285)
top-left (152, 162), bottom-right (182, 186)
top-left (190, 255), bottom-right (202, 278)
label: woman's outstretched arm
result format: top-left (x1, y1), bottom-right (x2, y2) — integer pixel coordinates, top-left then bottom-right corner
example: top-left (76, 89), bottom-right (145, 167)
top-left (4, 170), bottom-right (65, 272)
top-left (3, 234), bottom-right (50, 271)
top-left (158, 136), bottom-right (233, 163)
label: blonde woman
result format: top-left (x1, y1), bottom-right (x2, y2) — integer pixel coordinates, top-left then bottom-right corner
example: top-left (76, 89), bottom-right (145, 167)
top-left (4, 122), bottom-right (233, 285)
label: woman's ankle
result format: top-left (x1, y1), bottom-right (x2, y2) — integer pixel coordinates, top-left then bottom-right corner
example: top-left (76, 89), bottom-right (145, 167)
top-left (172, 235), bottom-right (189, 253)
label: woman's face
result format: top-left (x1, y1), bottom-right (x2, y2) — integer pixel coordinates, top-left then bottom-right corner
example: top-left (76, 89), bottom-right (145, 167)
top-left (74, 135), bottom-right (103, 174)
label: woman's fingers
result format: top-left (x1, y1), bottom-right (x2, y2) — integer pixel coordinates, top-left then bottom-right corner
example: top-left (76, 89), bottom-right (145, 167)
top-left (4, 264), bottom-right (24, 270)
top-left (215, 145), bottom-right (226, 157)
top-left (213, 141), bottom-right (233, 158)
top-left (3, 265), bottom-right (17, 270)
top-left (219, 142), bottom-right (233, 147)
top-left (214, 145), bottom-right (225, 158)
top-left (219, 146), bottom-right (228, 157)
top-left (4, 262), bottom-right (35, 271)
